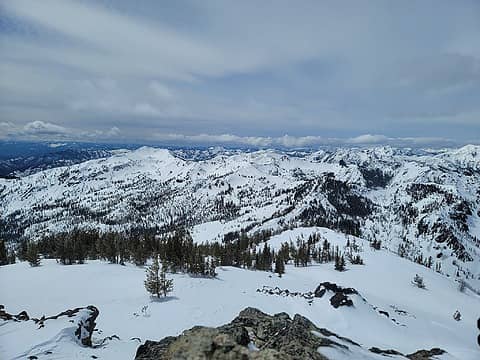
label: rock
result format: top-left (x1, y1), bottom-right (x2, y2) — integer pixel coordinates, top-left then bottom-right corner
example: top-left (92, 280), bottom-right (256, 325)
top-left (378, 310), bottom-right (389, 318)
top-left (370, 347), bottom-right (404, 356)
top-left (74, 306), bottom-right (99, 347)
top-left (0, 306), bottom-right (30, 322)
top-left (1, 304), bottom-right (99, 348)
top-left (314, 282), bottom-right (358, 298)
top-left (135, 308), bottom-right (448, 360)
top-left (314, 282), bottom-right (358, 308)
top-left (16, 310), bottom-right (30, 321)
top-left (135, 307), bottom-right (362, 360)
top-left (407, 348), bottom-right (446, 360)
top-left (329, 293), bottom-right (354, 308)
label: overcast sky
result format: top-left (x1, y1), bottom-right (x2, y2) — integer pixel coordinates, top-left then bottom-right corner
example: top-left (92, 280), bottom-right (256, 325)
top-left (0, 0), bottom-right (479, 147)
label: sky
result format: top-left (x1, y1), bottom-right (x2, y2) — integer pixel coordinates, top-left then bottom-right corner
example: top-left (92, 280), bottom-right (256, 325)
top-left (0, 0), bottom-right (479, 148)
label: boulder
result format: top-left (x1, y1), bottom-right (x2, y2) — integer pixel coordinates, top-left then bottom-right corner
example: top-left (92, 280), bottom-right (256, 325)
top-left (314, 282), bottom-right (358, 308)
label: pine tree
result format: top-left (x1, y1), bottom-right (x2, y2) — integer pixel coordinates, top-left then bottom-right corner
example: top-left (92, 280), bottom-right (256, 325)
top-left (26, 241), bottom-right (41, 267)
top-left (274, 255), bottom-right (285, 277)
top-left (0, 239), bottom-right (8, 266)
top-left (334, 255), bottom-right (345, 271)
top-left (207, 258), bottom-right (217, 277)
top-left (133, 239), bottom-right (147, 266)
top-left (159, 263), bottom-right (174, 297)
top-left (7, 249), bottom-right (16, 264)
top-left (145, 255), bottom-right (161, 297)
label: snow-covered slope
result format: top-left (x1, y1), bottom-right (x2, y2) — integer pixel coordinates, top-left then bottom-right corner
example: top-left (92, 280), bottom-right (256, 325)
top-left (1, 228), bottom-right (479, 359)
top-left (1, 146), bottom-right (479, 283)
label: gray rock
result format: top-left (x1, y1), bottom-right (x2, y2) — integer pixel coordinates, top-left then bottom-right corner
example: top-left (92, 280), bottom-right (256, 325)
top-left (135, 307), bottom-right (358, 360)
top-left (135, 307), bottom-right (448, 360)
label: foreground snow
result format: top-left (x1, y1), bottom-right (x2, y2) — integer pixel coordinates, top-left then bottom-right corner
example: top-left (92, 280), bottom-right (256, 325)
top-left (1, 230), bottom-right (479, 359)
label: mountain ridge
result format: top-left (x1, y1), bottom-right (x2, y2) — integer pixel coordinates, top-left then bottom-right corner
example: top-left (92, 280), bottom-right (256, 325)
top-left (1, 145), bottom-right (479, 286)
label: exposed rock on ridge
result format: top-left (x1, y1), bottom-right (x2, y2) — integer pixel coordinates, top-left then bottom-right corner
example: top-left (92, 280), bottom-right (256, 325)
top-left (135, 307), bottom-right (446, 360)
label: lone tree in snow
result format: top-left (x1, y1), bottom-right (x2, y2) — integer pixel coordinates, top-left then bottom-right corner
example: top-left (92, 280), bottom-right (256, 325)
top-left (145, 255), bottom-right (173, 298)
top-left (412, 274), bottom-right (425, 289)
top-left (26, 241), bottom-right (41, 267)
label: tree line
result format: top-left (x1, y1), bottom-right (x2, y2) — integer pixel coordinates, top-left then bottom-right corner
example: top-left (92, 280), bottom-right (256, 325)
top-left (3, 227), bottom-right (366, 277)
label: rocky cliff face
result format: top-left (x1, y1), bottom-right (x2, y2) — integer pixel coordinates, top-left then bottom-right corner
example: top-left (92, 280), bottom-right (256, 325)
top-left (135, 307), bottom-right (445, 360)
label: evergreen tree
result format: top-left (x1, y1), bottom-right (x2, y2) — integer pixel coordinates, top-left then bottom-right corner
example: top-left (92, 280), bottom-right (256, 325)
top-left (144, 255), bottom-right (161, 297)
top-left (350, 254), bottom-right (364, 265)
top-left (159, 263), bottom-right (174, 297)
top-left (132, 238), bottom-right (147, 266)
top-left (334, 254), bottom-right (346, 271)
top-left (17, 239), bottom-right (28, 261)
top-left (0, 239), bottom-right (7, 266)
top-left (207, 258), bottom-right (217, 277)
top-left (7, 248), bottom-right (16, 264)
top-left (145, 256), bottom-right (174, 298)
top-left (26, 241), bottom-right (41, 267)
top-left (274, 255), bottom-right (285, 277)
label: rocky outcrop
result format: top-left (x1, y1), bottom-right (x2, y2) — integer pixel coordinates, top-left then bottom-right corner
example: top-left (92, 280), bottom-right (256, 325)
top-left (369, 347), bottom-right (446, 360)
top-left (314, 282), bottom-right (359, 308)
top-left (135, 307), bottom-right (447, 360)
top-left (73, 306), bottom-right (99, 347)
top-left (0, 305), bottom-right (30, 321)
top-left (256, 282), bottom-right (361, 309)
top-left (407, 348), bottom-right (445, 360)
top-left (0, 304), bottom-right (99, 347)
top-left (135, 307), bottom-right (351, 360)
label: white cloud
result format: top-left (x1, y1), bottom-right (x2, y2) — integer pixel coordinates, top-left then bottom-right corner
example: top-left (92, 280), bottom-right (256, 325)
top-left (348, 134), bottom-right (389, 144)
top-left (106, 126), bottom-right (121, 137)
top-left (23, 120), bottom-right (69, 135)
top-left (1, 121), bottom-right (122, 141)
top-left (0, 119), bottom-right (470, 147)
top-left (148, 132), bottom-right (466, 148)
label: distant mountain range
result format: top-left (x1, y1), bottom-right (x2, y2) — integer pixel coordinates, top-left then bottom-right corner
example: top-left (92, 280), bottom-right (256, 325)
top-left (1, 144), bottom-right (479, 287)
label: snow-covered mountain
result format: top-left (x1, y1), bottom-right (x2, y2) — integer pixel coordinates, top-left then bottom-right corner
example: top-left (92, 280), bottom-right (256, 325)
top-left (1, 145), bottom-right (479, 284)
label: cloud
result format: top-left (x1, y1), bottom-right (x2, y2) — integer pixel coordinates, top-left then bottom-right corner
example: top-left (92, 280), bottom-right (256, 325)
top-left (0, 119), bottom-right (469, 147)
top-left (348, 134), bottom-right (389, 144)
top-left (23, 120), bottom-right (69, 135)
top-left (1, 121), bottom-right (122, 141)
top-left (149, 132), bottom-right (465, 148)
top-left (106, 126), bottom-right (120, 137)
top-left (0, 0), bottom-right (479, 143)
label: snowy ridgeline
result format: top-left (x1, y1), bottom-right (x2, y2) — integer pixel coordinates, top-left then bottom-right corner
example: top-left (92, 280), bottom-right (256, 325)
top-left (1, 227), bottom-right (479, 360)
top-left (1, 145), bottom-right (480, 283)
